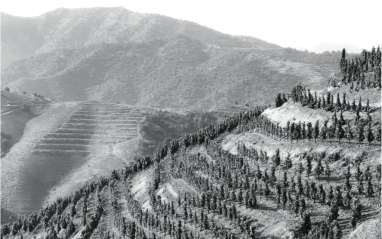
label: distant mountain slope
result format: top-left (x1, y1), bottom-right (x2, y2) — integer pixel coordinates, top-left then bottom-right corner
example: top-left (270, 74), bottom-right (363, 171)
top-left (1, 7), bottom-right (279, 66)
top-left (2, 35), bottom-right (332, 109)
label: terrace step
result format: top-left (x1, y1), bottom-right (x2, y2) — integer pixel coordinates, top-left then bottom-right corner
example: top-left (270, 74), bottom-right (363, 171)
top-left (32, 149), bottom-right (91, 154)
top-left (41, 138), bottom-right (131, 144)
top-left (63, 122), bottom-right (138, 127)
top-left (44, 133), bottom-right (135, 139)
top-left (67, 119), bottom-right (139, 123)
top-left (54, 128), bottom-right (136, 134)
top-left (70, 114), bottom-right (142, 118)
top-left (35, 143), bottom-right (89, 151)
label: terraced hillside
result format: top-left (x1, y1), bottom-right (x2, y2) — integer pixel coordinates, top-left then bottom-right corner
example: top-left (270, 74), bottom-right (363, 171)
top-left (3, 107), bottom-right (380, 238)
top-left (34, 102), bottom-right (143, 154)
top-left (1, 101), bottom-right (145, 221)
top-left (1, 48), bottom-right (380, 238)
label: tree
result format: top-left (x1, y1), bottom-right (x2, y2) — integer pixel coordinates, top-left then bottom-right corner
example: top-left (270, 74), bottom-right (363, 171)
top-left (314, 159), bottom-right (324, 179)
top-left (306, 156), bottom-right (312, 176)
top-left (357, 97), bottom-right (362, 112)
top-left (366, 179), bottom-right (374, 197)
top-left (336, 93), bottom-right (341, 109)
top-left (4, 87), bottom-right (10, 92)
top-left (285, 153), bottom-right (292, 169)
top-left (366, 99), bottom-right (370, 112)
top-left (70, 205), bottom-right (76, 217)
top-left (325, 161), bottom-right (331, 177)
top-left (367, 123), bottom-right (375, 145)
top-left (274, 149), bottom-right (281, 166)
top-left (344, 166), bottom-right (352, 191)
top-left (345, 122), bottom-right (354, 142)
top-left (335, 124), bottom-right (345, 143)
top-left (275, 94), bottom-right (283, 107)
top-left (355, 163), bottom-right (363, 182)
top-left (314, 121), bottom-right (320, 142)
top-left (351, 99), bottom-right (356, 111)
top-left (302, 122), bottom-right (306, 139)
top-left (320, 121), bottom-right (328, 142)
top-left (256, 165), bottom-right (262, 180)
top-left (328, 124), bottom-right (335, 143)
top-left (357, 124), bottom-right (365, 144)
top-left (376, 125), bottom-right (381, 142)
top-left (307, 122), bottom-right (313, 140)
top-left (299, 162), bottom-right (304, 176)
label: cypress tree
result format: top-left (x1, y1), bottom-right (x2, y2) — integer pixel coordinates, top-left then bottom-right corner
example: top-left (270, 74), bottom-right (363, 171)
top-left (358, 97), bottom-right (362, 112)
top-left (336, 93), bottom-right (341, 109)
top-left (314, 158), bottom-right (323, 179)
top-left (307, 122), bottom-right (313, 140)
top-left (314, 120), bottom-right (320, 142)
top-left (320, 121), bottom-right (328, 142)
top-left (306, 156), bottom-right (312, 177)
top-left (367, 123), bottom-right (375, 145)
top-left (274, 149), bottom-right (281, 166)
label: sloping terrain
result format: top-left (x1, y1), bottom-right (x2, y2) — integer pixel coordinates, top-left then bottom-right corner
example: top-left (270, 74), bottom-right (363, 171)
top-left (1, 37), bottom-right (333, 108)
top-left (1, 101), bottom-right (145, 221)
top-left (3, 106), bottom-right (379, 238)
top-left (2, 7), bottom-right (352, 109)
top-left (1, 91), bottom-right (51, 157)
top-left (1, 7), bottom-right (279, 66)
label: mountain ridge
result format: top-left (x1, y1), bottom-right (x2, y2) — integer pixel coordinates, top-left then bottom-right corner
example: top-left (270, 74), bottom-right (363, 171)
top-left (1, 7), bottom-right (280, 67)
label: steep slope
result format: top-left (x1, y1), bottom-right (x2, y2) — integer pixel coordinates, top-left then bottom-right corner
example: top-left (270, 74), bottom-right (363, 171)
top-left (1, 102), bottom-right (145, 219)
top-left (2, 36), bottom-right (332, 108)
top-left (1, 91), bottom-right (51, 157)
top-left (1, 7), bottom-right (279, 66)
top-left (3, 107), bottom-right (379, 238)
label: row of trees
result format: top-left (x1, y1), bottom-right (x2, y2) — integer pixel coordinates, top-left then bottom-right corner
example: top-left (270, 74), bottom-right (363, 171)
top-left (289, 83), bottom-right (372, 114)
top-left (340, 47), bottom-right (381, 89)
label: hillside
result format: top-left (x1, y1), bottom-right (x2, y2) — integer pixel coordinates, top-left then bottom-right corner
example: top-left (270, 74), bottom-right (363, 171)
top-left (1, 7), bottom-right (279, 67)
top-left (2, 104), bottom-right (380, 238)
top-left (2, 46), bottom-right (380, 238)
top-left (2, 7), bottom-right (354, 109)
top-left (1, 101), bottom-right (146, 222)
top-left (2, 35), bottom-right (335, 109)
top-left (1, 90), bottom-right (51, 157)
top-left (1, 101), bottom-right (228, 224)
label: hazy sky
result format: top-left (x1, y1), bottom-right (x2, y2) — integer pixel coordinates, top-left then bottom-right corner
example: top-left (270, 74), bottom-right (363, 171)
top-left (1, 0), bottom-right (381, 51)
